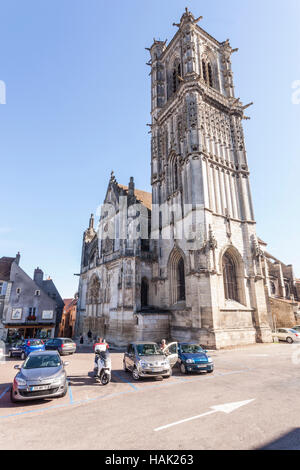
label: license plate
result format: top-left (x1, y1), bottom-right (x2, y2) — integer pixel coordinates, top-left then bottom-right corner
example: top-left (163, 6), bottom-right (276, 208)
top-left (197, 365), bottom-right (207, 369)
top-left (152, 368), bottom-right (163, 373)
top-left (30, 385), bottom-right (49, 391)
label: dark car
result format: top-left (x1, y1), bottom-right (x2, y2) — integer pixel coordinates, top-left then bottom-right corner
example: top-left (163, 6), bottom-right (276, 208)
top-left (178, 343), bottom-right (214, 374)
top-left (8, 340), bottom-right (24, 358)
top-left (8, 339), bottom-right (45, 359)
top-left (45, 338), bottom-right (76, 356)
top-left (11, 350), bottom-right (69, 402)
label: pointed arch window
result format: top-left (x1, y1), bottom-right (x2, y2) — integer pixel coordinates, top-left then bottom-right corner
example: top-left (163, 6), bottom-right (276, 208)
top-left (170, 155), bottom-right (180, 194)
top-left (208, 63), bottom-right (213, 87)
top-left (177, 258), bottom-right (186, 301)
top-left (169, 250), bottom-right (186, 304)
top-left (202, 60), bottom-right (207, 84)
top-left (174, 160), bottom-right (178, 191)
top-left (223, 252), bottom-right (239, 302)
top-left (270, 281), bottom-right (276, 296)
top-left (172, 62), bottom-right (182, 94)
top-left (87, 276), bottom-right (100, 304)
top-left (141, 278), bottom-right (149, 308)
top-left (202, 59), bottom-right (214, 88)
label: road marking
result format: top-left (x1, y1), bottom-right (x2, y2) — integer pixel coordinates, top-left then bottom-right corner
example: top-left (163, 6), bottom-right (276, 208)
top-left (0, 368), bottom-right (253, 420)
top-left (112, 372), bottom-right (138, 391)
top-left (154, 399), bottom-right (255, 432)
top-left (68, 381), bottom-right (73, 404)
top-left (0, 386), bottom-right (10, 400)
top-left (249, 354), bottom-right (269, 357)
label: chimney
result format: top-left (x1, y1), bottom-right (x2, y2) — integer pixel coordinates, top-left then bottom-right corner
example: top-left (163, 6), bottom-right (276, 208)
top-left (15, 252), bottom-right (21, 266)
top-left (128, 177), bottom-right (135, 197)
top-left (34, 267), bottom-right (44, 286)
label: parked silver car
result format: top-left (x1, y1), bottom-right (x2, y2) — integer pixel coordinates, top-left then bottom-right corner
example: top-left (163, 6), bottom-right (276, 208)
top-left (11, 350), bottom-right (69, 402)
top-left (272, 328), bottom-right (300, 344)
top-left (123, 341), bottom-right (178, 381)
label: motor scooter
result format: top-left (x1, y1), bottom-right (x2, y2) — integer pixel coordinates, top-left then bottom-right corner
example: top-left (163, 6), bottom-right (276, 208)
top-left (94, 344), bottom-right (111, 385)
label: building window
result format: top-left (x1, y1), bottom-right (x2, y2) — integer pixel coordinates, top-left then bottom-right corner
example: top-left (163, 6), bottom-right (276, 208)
top-left (170, 155), bottom-right (180, 193)
top-left (35, 290), bottom-right (40, 296)
top-left (208, 63), bottom-right (213, 87)
top-left (172, 62), bottom-right (181, 94)
top-left (174, 160), bottom-right (178, 191)
top-left (270, 281), bottom-right (276, 296)
top-left (28, 307), bottom-right (37, 320)
top-left (87, 276), bottom-right (100, 304)
top-left (223, 252), bottom-right (239, 302)
top-left (141, 278), bottom-right (149, 308)
top-left (16, 287), bottom-right (21, 295)
top-left (0, 282), bottom-right (7, 296)
top-left (285, 283), bottom-right (290, 299)
top-left (169, 249), bottom-right (186, 305)
top-left (202, 60), bottom-right (214, 88)
top-left (177, 258), bottom-right (186, 301)
top-left (202, 60), bottom-right (207, 83)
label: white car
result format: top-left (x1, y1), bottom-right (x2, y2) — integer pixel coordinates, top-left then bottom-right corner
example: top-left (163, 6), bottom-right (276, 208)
top-left (272, 328), bottom-right (300, 344)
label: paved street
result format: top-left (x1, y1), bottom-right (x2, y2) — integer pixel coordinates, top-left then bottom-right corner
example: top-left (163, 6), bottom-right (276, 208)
top-left (0, 343), bottom-right (300, 450)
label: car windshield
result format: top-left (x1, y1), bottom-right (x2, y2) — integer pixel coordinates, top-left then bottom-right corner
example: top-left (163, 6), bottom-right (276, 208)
top-left (28, 340), bottom-right (43, 346)
top-left (23, 354), bottom-right (61, 369)
top-left (181, 344), bottom-right (204, 354)
top-left (136, 344), bottom-right (161, 356)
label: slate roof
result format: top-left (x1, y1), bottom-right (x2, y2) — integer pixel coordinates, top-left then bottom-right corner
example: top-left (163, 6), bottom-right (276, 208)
top-left (0, 257), bottom-right (15, 281)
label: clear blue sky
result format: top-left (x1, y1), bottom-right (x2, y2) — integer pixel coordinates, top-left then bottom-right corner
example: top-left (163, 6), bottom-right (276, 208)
top-left (0, 0), bottom-right (299, 298)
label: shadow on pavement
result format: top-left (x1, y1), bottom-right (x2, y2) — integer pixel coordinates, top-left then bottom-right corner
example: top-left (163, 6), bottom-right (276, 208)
top-left (258, 428), bottom-right (300, 450)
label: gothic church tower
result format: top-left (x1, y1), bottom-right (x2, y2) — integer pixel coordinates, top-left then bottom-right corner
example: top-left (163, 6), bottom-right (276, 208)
top-left (148, 9), bottom-right (272, 348)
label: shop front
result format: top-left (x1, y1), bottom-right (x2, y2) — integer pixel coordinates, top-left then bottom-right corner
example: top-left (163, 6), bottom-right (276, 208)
top-left (5, 324), bottom-right (55, 342)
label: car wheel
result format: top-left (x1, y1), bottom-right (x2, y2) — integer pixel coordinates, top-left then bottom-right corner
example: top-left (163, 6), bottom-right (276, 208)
top-left (123, 361), bottom-right (128, 372)
top-left (287, 337), bottom-right (294, 344)
top-left (164, 367), bottom-right (172, 378)
top-left (10, 388), bottom-right (17, 403)
top-left (180, 363), bottom-right (187, 374)
top-left (207, 370), bottom-right (214, 374)
top-left (132, 367), bottom-right (140, 381)
top-left (163, 369), bottom-right (172, 379)
top-left (21, 352), bottom-right (26, 360)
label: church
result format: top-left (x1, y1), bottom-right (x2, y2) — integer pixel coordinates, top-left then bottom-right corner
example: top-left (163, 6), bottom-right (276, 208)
top-left (76, 9), bottom-right (298, 348)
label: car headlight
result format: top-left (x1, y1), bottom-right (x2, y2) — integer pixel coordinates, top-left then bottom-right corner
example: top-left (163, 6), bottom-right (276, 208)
top-left (207, 357), bottom-right (213, 363)
top-left (139, 360), bottom-right (148, 368)
top-left (15, 377), bottom-right (26, 386)
top-left (49, 377), bottom-right (64, 384)
top-left (186, 359), bottom-right (195, 364)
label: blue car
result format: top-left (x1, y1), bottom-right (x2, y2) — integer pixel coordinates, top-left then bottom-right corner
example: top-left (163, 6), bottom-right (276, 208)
top-left (8, 339), bottom-right (45, 360)
top-left (178, 343), bottom-right (214, 374)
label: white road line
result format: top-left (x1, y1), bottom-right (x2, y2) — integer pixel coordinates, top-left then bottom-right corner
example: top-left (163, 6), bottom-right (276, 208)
top-left (154, 399), bottom-right (255, 432)
top-left (155, 410), bottom-right (217, 431)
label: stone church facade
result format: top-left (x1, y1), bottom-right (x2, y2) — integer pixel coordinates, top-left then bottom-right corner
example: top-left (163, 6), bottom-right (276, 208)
top-left (76, 9), bottom-right (278, 348)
